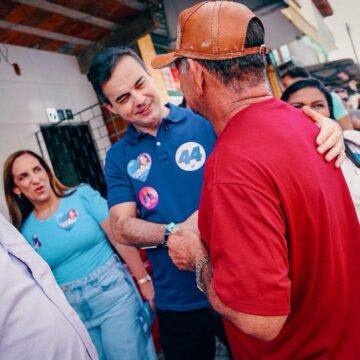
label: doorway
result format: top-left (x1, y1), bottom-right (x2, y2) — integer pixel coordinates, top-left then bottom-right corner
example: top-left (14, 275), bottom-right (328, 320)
top-left (40, 124), bottom-right (106, 197)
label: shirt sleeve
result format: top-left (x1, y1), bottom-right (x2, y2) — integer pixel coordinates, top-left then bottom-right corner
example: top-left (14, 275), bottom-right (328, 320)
top-left (201, 182), bottom-right (291, 316)
top-left (104, 146), bottom-right (136, 209)
top-left (77, 184), bottom-right (109, 223)
top-left (331, 92), bottom-right (348, 120)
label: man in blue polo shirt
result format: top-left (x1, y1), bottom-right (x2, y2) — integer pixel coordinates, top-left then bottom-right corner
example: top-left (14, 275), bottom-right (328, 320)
top-left (88, 47), bottom-right (225, 360)
top-left (88, 46), bottom-right (345, 359)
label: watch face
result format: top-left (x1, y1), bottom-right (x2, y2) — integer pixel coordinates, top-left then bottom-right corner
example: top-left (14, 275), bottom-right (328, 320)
top-left (165, 222), bottom-right (179, 234)
top-left (163, 223), bottom-right (179, 247)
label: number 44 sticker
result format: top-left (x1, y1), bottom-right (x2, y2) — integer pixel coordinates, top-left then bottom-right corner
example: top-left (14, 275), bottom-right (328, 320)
top-left (175, 142), bottom-right (206, 171)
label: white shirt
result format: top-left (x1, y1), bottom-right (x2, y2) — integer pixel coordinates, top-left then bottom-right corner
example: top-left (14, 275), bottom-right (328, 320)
top-left (0, 213), bottom-right (98, 359)
top-left (342, 130), bottom-right (360, 222)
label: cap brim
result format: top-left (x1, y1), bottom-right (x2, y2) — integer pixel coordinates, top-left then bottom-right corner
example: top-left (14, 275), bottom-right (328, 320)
top-left (151, 52), bottom-right (179, 69)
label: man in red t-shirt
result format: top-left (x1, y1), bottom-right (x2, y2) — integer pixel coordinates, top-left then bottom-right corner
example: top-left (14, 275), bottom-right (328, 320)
top-left (152, 1), bottom-right (360, 359)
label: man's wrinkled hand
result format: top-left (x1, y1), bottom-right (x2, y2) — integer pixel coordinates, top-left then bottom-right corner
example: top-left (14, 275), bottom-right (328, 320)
top-left (302, 106), bottom-right (345, 168)
top-left (167, 229), bottom-right (208, 271)
top-left (179, 211), bottom-right (200, 236)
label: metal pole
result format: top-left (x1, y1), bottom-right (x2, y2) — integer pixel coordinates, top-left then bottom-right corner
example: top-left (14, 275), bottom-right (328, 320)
top-left (345, 22), bottom-right (360, 65)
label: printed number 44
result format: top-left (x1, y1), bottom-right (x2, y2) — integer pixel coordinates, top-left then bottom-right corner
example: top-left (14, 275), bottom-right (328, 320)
top-left (178, 146), bottom-right (202, 165)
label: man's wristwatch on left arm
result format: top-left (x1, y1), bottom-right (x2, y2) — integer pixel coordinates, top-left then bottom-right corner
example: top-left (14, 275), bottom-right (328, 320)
top-left (161, 222), bottom-right (179, 247)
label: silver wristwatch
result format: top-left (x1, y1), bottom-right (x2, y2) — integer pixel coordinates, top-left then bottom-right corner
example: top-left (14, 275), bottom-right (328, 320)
top-left (195, 257), bottom-right (211, 293)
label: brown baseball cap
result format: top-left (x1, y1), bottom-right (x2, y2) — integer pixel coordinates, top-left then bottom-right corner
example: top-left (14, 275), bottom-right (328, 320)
top-left (152, 0), bottom-right (268, 69)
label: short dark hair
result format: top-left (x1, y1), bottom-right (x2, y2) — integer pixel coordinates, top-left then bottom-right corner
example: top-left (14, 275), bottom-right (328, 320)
top-left (281, 78), bottom-right (334, 119)
top-left (87, 47), bottom-right (146, 105)
top-left (195, 18), bottom-right (267, 91)
top-left (281, 66), bottom-right (310, 80)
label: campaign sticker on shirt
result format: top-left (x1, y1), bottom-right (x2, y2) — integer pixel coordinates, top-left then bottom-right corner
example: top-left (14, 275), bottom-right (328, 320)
top-left (32, 234), bottom-right (42, 250)
top-left (127, 153), bottom-right (152, 182)
top-left (175, 142), bottom-right (206, 171)
top-left (57, 209), bottom-right (78, 230)
top-left (138, 186), bottom-right (159, 210)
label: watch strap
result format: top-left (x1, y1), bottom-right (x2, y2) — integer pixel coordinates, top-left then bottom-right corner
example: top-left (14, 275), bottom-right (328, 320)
top-left (161, 222), bottom-right (179, 247)
top-left (195, 256), bottom-right (211, 293)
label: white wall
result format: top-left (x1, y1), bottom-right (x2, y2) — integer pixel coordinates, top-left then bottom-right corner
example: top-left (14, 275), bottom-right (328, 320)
top-left (256, 6), bottom-right (302, 50)
top-left (0, 44), bottom-right (99, 217)
top-left (288, 39), bottom-right (321, 66)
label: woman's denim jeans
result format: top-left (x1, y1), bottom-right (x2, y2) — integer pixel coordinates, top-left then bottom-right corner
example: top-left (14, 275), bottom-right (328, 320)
top-left (61, 255), bottom-right (157, 360)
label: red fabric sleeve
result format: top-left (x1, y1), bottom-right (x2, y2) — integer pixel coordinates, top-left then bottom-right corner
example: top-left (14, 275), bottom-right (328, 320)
top-left (202, 182), bottom-right (291, 316)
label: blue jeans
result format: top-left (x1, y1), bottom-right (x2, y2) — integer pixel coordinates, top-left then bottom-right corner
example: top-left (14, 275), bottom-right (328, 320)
top-left (61, 255), bottom-right (157, 360)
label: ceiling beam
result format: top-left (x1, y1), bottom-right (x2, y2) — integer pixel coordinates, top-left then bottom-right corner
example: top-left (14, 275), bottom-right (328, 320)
top-left (0, 20), bottom-right (94, 45)
top-left (11, 0), bottom-right (118, 29)
top-left (113, 0), bottom-right (147, 12)
top-left (312, 0), bottom-right (333, 17)
top-left (77, 10), bottom-right (156, 73)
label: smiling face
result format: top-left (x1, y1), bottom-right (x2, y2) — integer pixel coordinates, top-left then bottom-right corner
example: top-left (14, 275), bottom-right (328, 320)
top-left (12, 153), bottom-right (54, 205)
top-left (102, 56), bottom-right (167, 135)
top-left (287, 87), bottom-right (331, 117)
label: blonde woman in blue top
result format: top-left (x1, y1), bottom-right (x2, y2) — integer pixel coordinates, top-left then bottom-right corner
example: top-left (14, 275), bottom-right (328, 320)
top-left (3, 150), bottom-right (157, 360)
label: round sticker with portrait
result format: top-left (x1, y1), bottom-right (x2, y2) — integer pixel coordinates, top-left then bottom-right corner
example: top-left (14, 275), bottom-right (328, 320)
top-left (138, 186), bottom-right (159, 210)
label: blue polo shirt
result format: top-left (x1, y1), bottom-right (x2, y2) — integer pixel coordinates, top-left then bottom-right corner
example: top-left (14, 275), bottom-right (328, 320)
top-left (105, 103), bottom-right (217, 311)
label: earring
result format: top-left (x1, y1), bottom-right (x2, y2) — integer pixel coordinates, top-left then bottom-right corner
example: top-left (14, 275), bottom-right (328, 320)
top-left (17, 193), bottom-right (21, 199)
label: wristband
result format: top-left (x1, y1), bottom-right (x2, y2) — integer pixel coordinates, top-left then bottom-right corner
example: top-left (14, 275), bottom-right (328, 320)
top-left (161, 222), bottom-right (179, 247)
top-left (195, 257), bottom-right (211, 293)
top-left (137, 274), bottom-right (152, 285)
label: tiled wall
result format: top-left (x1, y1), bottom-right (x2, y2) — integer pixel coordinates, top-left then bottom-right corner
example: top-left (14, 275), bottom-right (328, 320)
top-left (0, 44), bottom-right (99, 216)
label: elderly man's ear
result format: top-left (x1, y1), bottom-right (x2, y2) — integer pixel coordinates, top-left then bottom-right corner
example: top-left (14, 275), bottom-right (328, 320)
top-left (187, 59), bottom-right (206, 96)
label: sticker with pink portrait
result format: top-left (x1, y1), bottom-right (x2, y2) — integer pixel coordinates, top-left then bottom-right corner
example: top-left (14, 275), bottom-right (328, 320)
top-left (57, 209), bottom-right (78, 230)
top-left (138, 186), bottom-right (159, 210)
